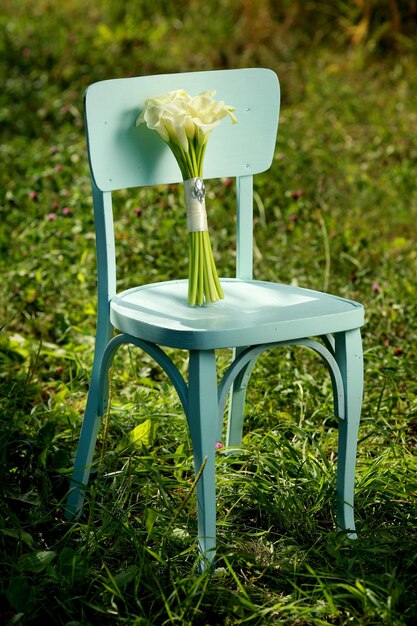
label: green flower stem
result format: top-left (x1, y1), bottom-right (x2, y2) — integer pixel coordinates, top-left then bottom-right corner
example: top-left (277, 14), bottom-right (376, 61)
top-left (188, 232), bottom-right (198, 305)
top-left (197, 232), bottom-right (204, 305)
top-left (206, 231), bottom-right (224, 299)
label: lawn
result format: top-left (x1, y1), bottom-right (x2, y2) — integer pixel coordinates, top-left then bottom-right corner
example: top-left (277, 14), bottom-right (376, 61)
top-left (1, 1), bottom-right (417, 624)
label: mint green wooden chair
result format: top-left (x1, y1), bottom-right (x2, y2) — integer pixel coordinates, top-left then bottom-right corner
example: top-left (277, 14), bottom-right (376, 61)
top-left (66, 68), bottom-right (364, 568)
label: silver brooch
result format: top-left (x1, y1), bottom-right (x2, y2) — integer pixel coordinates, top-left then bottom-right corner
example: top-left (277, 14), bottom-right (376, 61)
top-left (192, 177), bottom-right (205, 203)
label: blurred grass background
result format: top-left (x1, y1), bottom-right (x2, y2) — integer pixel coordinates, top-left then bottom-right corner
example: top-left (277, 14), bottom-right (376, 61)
top-left (1, 1), bottom-right (417, 625)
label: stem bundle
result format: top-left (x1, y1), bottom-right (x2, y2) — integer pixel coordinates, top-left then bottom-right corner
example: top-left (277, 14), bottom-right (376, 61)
top-left (188, 230), bottom-right (224, 306)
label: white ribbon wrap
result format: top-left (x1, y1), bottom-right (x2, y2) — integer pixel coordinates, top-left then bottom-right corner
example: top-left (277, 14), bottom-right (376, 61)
top-left (184, 177), bottom-right (208, 232)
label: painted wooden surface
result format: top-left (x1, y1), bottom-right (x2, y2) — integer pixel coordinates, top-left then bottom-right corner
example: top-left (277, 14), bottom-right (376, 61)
top-left (110, 278), bottom-right (364, 349)
top-left (85, 68), bottom-right (280, 191)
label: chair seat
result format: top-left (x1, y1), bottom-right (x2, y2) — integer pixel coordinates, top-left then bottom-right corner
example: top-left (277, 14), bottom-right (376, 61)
top-left (110, 278), bottom-right (364, 350)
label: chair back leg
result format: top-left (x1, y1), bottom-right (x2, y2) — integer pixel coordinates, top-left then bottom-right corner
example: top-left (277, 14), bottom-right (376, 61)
top-left (65, 384), bottom-right (102, 518)
top-left (335, 328), bottom-right (363, 537)
top-left (226, 348), bottom-right (259, 447)
top-left (65, 319), bottom-right (113, 519)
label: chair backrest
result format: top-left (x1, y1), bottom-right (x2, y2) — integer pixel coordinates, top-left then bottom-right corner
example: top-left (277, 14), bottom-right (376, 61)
top-left (85, 68), bottom-right (280, 191)
top-left (85, 69), bottom-right (280, 289)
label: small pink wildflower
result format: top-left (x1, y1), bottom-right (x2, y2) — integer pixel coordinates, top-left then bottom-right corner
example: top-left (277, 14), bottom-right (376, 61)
top-left (29, 191), bottom-right (38, 200)
top-left (47, 212), bottom-right (57, 221)
top-left (62, 207), bottom-right (71, 216)
top-left (215, 442), bottom-right (224, 450)
top-left (134, 207), bottom-right (142, 217)
top-left (290, 189), bottom-right (305, 199)
top-left (288, 213), bottom-right (298, 223)
top-left (54, 164), bottom-right (63, 172)
top-left (372, 282), bottom-right (382, 294)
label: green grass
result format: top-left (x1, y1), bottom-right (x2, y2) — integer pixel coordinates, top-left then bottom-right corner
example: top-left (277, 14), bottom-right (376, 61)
top-left (1, 1), bottom-right (417, 624)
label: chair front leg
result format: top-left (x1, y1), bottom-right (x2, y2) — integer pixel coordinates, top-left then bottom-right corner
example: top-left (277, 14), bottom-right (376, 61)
top-left (335, 328), bottom-right (363, 537)
top-left (187, 350), bottom-right (218, 569)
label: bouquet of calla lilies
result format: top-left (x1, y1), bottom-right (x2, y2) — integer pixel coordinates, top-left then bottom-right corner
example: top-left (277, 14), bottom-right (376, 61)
top-left (136, 89), bottom-right (237, 305)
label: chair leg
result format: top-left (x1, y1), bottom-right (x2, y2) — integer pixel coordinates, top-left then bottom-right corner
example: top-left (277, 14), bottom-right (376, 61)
top-left (187, 350), bottom-right (218, 569)
top-left (226, 385), bottom-right (247, 447)
top-left (65, 320), bottom-right (113, 519)
top-left (65, 385), bottom-right (102, 518)
top-left (226, 349), bottom-right (258, 447)
top-left (335, 329), bottom-right (363, 537)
